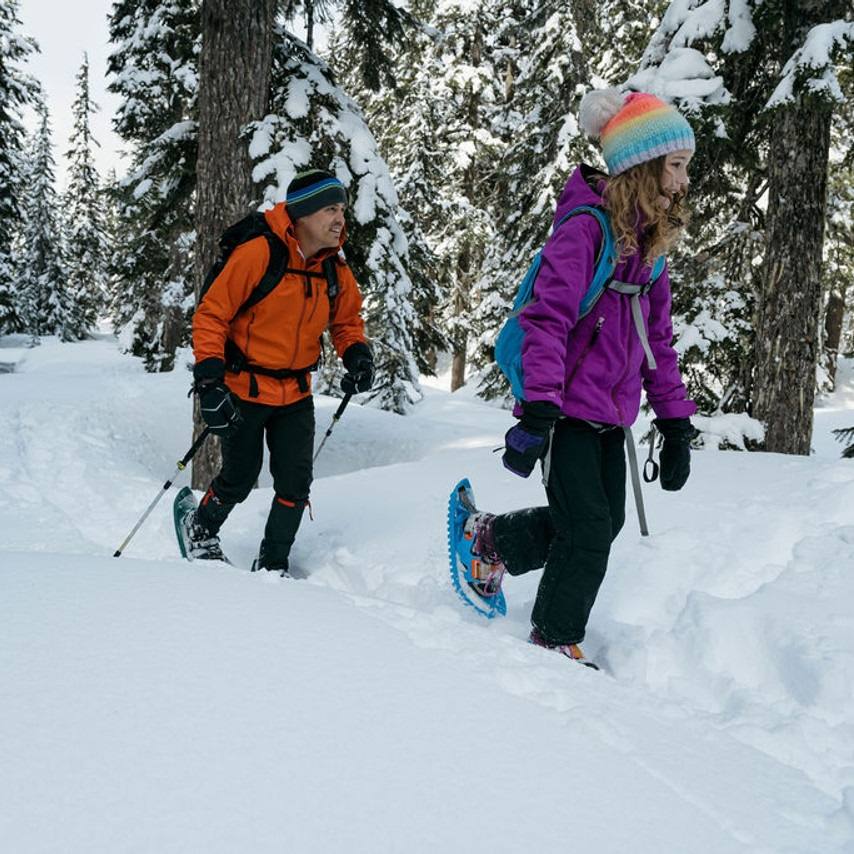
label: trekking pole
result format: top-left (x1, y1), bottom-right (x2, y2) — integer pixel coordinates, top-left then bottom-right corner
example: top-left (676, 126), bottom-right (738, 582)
top-left (113, 427), bottom-right (212, 557)
top-left (623, 427), bottom-right (650, 537)
top-left (313, 393), bottom-right (353, 463)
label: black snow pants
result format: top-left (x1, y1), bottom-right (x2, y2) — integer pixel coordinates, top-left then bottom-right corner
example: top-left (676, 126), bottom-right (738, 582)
top-left (197, 395), bottom-right (315, 565)
top-left (492, 418), bottom-right (626, 644)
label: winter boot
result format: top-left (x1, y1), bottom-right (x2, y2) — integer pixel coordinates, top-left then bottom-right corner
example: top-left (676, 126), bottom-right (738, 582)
top-left (463, 511), bottom-right (506, 598)
top-left (529, 627), bottom-right (599, 671)
top-left (251, 539), bottom-right (291, 578)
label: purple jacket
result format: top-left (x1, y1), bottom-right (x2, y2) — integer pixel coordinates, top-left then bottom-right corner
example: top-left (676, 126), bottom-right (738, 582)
top-left (518, 166), bottom-right (696, 426)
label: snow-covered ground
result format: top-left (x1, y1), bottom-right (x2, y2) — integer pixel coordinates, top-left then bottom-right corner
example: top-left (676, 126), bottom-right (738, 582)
top-left (2, 333), bottom-right (853, 853)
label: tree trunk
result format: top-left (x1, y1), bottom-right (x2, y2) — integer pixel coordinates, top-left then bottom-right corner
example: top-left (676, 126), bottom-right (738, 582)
top-left (823, 286), bottom-right (846, 390)
top-left (450, 351), bottom-right (466, 392)
top-left (751, 4), bottom-right (837, 456)
top-left (191, 0), bottom-right (275, 489)
top-left (450, 284), bottom-right (467, 391)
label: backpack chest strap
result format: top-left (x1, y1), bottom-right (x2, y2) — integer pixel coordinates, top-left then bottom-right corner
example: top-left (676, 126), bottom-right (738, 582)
top-left (607, 281), bottom-right (657, 371)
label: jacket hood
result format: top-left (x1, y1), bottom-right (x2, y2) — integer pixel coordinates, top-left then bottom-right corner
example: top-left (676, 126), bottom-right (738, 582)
top-left (553, 164), bottom-right (607, 226)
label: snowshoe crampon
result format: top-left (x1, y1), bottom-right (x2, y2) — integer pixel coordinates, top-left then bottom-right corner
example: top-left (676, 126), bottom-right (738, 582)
top-left (447, 478), bottom-right (507, 619)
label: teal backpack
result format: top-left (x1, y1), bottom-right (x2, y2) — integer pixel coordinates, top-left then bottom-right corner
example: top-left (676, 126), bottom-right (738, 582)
top-left (494, 204), bottom-right (666, 401)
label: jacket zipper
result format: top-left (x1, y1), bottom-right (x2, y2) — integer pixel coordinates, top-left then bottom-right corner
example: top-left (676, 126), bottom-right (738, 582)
top-left (305, 272), bottom-right (321, 326)
top-left (288, 272), bottom-right (312, 369)
top-left (611, 315), bottom-right (634, 424)
top-left (566, 316), bottom-right (605, 390)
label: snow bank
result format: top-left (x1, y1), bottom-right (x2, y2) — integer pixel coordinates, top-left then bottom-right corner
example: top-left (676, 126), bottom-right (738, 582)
top-left (1, 337), bottom-right (853, 852)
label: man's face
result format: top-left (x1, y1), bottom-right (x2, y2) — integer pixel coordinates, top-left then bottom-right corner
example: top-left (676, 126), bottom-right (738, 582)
top-left (295, 203), bottom-right (346, 254)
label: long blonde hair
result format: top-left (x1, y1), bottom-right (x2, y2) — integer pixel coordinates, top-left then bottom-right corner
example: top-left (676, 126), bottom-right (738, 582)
top-left (601, 157), bottom-right (689, 263)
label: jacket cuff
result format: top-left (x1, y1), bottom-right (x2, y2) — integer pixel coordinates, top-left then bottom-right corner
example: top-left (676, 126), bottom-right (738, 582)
top-left (193, 357), bottom-right (226, 383)
top-left (651, 399), bottom-right (697, 420)
top-left (520, 400), bottom-right (562, 434)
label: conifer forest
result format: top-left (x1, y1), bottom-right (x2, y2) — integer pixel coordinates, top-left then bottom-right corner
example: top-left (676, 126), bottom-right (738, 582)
top-left (2, 0), bottom-right (853, 458)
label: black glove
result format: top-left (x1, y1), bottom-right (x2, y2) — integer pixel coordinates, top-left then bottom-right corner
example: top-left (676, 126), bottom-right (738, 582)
top-left (653, 417), bottom-right (695, 491)
top-left (502, 400), bottom-right (562, 478)
top-left (193, 358), bottom-right (243, 437)
top-left (341, 342), bottom-right (374, 395)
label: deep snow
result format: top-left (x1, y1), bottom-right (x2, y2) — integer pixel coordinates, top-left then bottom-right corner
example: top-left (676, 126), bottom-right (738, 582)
top-left (2, 333), bottom-right (853, 853)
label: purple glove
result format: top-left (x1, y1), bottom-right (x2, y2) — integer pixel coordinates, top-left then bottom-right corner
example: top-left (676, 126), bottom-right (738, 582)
top-left (502, 401), bottom-right (562, 478)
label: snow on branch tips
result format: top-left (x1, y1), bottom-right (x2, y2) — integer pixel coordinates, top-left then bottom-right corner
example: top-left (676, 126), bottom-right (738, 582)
top-left (629, 47), bottom-right (728, 111)
top-left (642, 0), bottom-right (728, 65)
top-left (767, 21), bottom-right (854, 109)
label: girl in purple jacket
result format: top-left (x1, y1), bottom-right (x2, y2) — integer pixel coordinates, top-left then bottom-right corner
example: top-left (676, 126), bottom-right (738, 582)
top-left (467, 89), bottom-right (697, 668)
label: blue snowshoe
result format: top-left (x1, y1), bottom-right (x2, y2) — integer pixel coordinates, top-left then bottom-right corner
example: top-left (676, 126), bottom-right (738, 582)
top-left (447, 478), bottom-right (507, 619)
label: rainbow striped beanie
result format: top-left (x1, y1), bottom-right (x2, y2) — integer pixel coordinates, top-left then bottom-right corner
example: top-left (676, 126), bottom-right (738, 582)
top-left (286, 170), bottom-right (348, 219)
top-left (579, 89), bottom-right (695, 176)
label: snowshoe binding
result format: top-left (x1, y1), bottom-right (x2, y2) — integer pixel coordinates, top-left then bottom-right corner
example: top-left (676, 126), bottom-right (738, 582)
top-left (173, 486), bottom-right (230, 563)
top-left (447, 478), bottom-right (507, 619)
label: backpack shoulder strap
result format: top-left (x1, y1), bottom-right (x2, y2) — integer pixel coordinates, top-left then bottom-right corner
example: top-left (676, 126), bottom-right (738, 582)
top-left (234, 232), bottom-right (289, 317)
top-left (199, 211), bottom-right (289, 314)
top-left (650, 255), bottom-right (666, 283)
top-left (321, 255), bottom-right (341, 317)
top-left (559, 205), bottom-right (617, 319)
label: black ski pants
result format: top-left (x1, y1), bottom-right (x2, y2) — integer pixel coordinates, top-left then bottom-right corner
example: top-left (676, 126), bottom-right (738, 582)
top-left (200, 395), bottom-right (315, 564)
top-left (492, 418), bottom-right (626, 645)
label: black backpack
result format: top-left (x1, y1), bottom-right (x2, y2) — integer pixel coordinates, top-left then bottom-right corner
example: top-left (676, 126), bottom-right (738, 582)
top-left (199, 212), bottom-right (343, 396)
top-left (199, 211), bottom-right (341, 317)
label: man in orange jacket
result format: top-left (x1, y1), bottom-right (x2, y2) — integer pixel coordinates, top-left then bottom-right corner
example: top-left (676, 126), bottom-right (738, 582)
top-left (182, 170), bottom-right (373, 574)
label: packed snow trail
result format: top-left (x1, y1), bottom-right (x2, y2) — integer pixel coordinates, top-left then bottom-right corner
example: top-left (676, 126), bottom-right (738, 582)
top-left (1, 334), bottom-right (853, 853)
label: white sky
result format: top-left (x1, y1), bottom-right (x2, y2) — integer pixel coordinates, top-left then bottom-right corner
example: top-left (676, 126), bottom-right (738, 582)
top-left (18, 0), bottom-right (126, 190)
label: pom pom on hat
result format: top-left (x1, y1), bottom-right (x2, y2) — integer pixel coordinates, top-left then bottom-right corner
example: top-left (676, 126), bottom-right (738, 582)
top-left (578, 89), bottom-right (695, 176)
top-left (579, 88), bottom-right (625, 139)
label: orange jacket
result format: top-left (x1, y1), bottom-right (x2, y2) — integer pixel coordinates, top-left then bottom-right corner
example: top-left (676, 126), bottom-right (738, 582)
top-left (192, 203), bottom-right (367, 407)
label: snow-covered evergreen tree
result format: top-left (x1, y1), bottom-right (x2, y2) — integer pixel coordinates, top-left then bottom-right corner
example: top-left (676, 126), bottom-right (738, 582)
top-left (16, 97), bottom-right (69, 339)
top-left (471, 0), bottom-right (599, 399)
top-left (106, 0), bottom-right (424, 409)
top-left (250, 23), bottom-right (421, 413)
top-left (635, 0), bottom-right (854, 450)
top-left (63, 53), bottom-right (109, 339)
top-left (0, 0), bottom-right (38, 334)
top-left (347, 0), bottom-right (508, 392)
top-left (107, 0), bottom-right (198, 371)
top-left (331, 0), bottom-right (446, 376)
top-left (630, 0), bottom-right (771, 414)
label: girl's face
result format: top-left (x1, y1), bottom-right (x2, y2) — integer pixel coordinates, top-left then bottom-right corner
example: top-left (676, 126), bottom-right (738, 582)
top-left (659, 150), bottom-right (693, 208)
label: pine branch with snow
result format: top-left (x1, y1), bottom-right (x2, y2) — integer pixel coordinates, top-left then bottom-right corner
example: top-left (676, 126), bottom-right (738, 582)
top-left (0, 0), bottom-right (40, 334)
top-left (106, 0), bottom-right (198, 372)
top-left (251, 26), bottom-right (422, 412)
top-left (63, 53), bottom-right (110, 339)
top-left (16, 97), bottom-right (72, 339)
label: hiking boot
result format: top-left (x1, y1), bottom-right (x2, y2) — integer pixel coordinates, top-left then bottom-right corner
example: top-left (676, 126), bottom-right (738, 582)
top-left (463, 511), bottom-right (506, 597)
top-left (251, 556), bottom-right (291, 577)
top-left (529, 627), bottom-right (599, 670)
top-left (178, 509), bottom-right (229, 563)
top-left (251, 540), bottom-right (291, 577)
